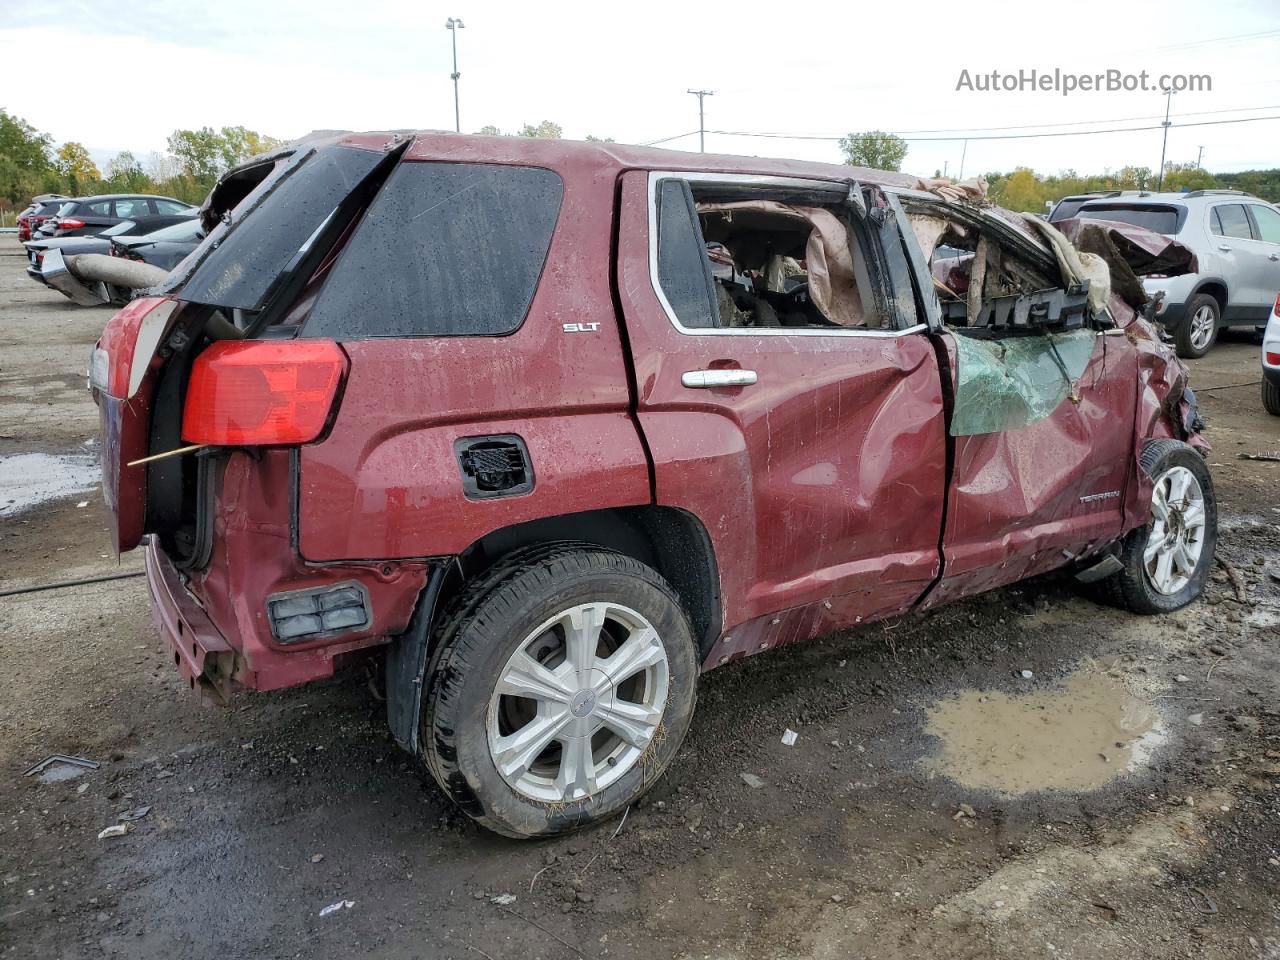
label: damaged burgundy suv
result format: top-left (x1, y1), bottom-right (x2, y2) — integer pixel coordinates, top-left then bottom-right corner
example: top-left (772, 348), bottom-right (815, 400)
top-left (93, 132), bottom-right (1214, 838)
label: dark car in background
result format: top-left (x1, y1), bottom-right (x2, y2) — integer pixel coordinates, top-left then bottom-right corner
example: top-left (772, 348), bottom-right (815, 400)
top-left (25, 218), bottom-right (197, 282)
top-left (17, 195), bottom-right (68, 241)
top-left (38, 194), bottom-right (196, 238)
top-left (110, 218), bottom-right (205, 272)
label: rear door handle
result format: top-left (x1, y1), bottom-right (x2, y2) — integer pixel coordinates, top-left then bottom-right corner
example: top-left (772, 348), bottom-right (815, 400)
top-left (1217, 244), bottom-right (1233, 253)
top-left (681, 369), bottom-right (758, 388)
top-left (1269, 252), bottom-right (1280, 261)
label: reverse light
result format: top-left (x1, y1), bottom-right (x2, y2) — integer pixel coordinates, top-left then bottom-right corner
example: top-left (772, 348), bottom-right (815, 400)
top-left (182, 340), bottom-right (346, 446)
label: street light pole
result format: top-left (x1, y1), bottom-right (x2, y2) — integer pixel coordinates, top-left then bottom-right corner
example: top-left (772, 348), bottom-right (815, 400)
top-left (446, 18), bottom-right (465, 133)
top-left (687, 89), bottom-right (714, 153)
top-left (1156, 88), bottom-right (1174, 190)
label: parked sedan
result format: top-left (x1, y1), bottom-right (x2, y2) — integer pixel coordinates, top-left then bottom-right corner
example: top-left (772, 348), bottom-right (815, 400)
top-left (16, 195), bottom-right (68, 242)
top-left (38, 194), bottom-right (196, 238)
top-left (25, 219), bottom-right (196, 284)
top-left (109, 218), bottom-right (205, 272)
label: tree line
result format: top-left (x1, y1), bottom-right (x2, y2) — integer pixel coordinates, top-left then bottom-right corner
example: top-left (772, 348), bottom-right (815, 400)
top-left (0, 108), bottom-right (282, 209)
top-left (4, 109), bottom-right (1276, 217)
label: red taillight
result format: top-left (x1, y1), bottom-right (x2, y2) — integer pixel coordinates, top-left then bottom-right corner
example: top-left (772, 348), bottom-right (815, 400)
top-left (182, 340), bottom-right (346, 446)
top-left (1273, 292), bottom-right (1280, 318)
top-left (1267, 351), bottom-right (1280, 365)
top-left (59, 218), bottom-right (85, 229)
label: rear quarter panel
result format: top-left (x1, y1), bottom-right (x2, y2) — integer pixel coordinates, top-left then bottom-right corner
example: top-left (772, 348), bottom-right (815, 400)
top-left (297, 147), bottom-right (650, 561)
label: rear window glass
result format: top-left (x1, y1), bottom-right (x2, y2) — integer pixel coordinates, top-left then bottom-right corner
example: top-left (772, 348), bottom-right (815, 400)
top-left (1211, 203), bottom-right (1252, 240)
top-left (56, 202), bottom-right (76, 217)
top-left (304, 162), bottom-right (563, 339)
top-left (162, 145), bottom-right (385, 312)
top-left (1075, 203), bottom-right (1181, 235)
top-left (654, 179), bottom-right (718, 329)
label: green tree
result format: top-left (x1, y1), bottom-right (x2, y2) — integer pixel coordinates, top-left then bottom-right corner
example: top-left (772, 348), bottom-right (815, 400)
top-left (990, 167), bottom-right (1045, 213)
top-left (476, 124), bottom-right (503, 136)
top-left (54, 142), bottom-right (100, 194)
top-left (167, 127), bottom-right (224, 181)
top-left (0, 109), bottom-right (54, 205)
top-left (838, 131), bottom-right (908, 172)
top-left (585, 134), bottom-right (615, 143)
top-left (518, 121), bottom-right (562, 139)
top-left (1160, 162), bottom-right (1216, 193)
top-left (104, 151), bottom-right (152, 193)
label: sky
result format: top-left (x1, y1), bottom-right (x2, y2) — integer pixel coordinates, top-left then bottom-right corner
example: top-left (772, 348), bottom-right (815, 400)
top-left (4, 0), bottom-right (1280, 180)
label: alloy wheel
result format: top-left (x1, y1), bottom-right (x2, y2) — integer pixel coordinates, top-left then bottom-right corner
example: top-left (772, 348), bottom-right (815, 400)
top-left (1143, 465), bottom-right (1207, 595)
top-left (1189, 305), bottom-right (1215, 351)
top-left (487, 602), bottom-right (670, 803)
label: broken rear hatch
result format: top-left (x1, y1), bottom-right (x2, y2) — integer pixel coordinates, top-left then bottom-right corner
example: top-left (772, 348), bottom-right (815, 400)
top-left (91, 134), bottom-right (406, 557)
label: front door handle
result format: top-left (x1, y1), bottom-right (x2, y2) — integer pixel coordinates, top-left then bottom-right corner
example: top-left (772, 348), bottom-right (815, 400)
top-left (1269, 252), bottom-right (1280, 262)
top-left (1217, 244), bottom-right (1233, 253)
top-left (681, 369), bottom-right (758, 388)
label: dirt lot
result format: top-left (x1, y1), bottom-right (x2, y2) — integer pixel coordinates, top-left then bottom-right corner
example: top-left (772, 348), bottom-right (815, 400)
top-left (1, 236), bottom-right (1277, 959)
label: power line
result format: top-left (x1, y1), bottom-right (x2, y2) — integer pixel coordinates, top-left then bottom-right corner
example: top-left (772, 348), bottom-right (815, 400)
top-left (706, 113), bottom-right (1280, 144)
top-left (641, 130), bottom-right (700, 146)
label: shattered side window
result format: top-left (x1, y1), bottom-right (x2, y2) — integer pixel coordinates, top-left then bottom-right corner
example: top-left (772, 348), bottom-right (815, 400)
top-left (949, 330), bottom-right (1095, 436)
top-left (304, 162), bottom-right (563, 338)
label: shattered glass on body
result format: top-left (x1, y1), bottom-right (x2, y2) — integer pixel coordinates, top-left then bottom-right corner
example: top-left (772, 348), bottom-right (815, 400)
top-left (949, 329), bottom-right (1095, 436)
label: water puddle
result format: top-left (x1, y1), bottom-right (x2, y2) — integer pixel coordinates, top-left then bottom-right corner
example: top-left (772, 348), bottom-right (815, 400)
top-left (925, 669), bottom-right (1163, 794)
top-left (0, 451), bottom-right (100, 517)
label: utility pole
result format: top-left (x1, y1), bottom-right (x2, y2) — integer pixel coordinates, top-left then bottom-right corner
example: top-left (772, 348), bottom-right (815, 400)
top-left (446, 18), bottom-right (465, 133)
top-left (958, 140), bottom-right (968, 181)
top-left (687, 89), bottom-right (714, 153)
top-left (1196, 145), bottom-right (1205, 169)
top-left (1156, 88), bottom-right (1174, 190)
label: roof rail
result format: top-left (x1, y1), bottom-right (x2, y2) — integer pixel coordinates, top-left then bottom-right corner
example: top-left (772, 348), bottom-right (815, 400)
top-left (1181, 189), bottom-right (1248, 198)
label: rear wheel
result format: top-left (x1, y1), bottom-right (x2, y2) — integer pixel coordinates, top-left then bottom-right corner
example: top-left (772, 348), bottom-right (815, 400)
top-left (420, 546), bottom-right (698, 838)
top-left (1263, 377), bottom-right (1280, 416)
top-left (1101, 440), bottom-right (1217, 614)
top-left (1174, 295), bottom-right (1219, 358)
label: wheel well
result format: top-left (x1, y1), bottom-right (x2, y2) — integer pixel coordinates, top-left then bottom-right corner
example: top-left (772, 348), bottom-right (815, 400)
top-left (1193, 280), bottom-right (1227, 314)
top-left (457, 507), bottom-right (722, 658)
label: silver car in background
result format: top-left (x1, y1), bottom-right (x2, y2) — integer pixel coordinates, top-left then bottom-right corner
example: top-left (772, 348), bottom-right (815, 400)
top-left (1072, 190), bottom-right (1280, 358)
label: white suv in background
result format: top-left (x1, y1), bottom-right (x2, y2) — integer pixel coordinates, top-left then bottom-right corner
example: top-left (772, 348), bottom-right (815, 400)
top-left (1073, 190), bottom-right (1280, 358)
top-left (1263, 297), bottom-right (1280, 415)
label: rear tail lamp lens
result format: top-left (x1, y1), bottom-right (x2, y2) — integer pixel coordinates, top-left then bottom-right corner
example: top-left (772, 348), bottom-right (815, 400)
top-left (1266, 351), bottom-right (1280, 366)
top-left (182, 340), bottom-right (346, 446)
top-left (1273, 292), bottom-right (1280, 318)
top-left (59, 218), bottom-right (85, 229)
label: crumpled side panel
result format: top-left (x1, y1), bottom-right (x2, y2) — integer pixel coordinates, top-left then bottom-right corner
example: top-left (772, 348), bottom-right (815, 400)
top-left (950, 330), bottom-right (1095, 436)
top-left (1119, 296), bottom-right (1209, 530)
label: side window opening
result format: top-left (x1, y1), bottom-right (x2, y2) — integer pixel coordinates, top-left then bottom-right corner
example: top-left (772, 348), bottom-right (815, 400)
top-left (1214, 203), bottom-right (1253, 240)
top-left (653, 177), bottom-right (888, 332)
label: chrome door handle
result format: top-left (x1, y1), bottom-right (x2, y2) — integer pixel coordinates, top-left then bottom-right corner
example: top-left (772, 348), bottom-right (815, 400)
top-left (681, 369), bottom-right (758, 388)
top-left (1217, 244), bottom-right (1233, 252)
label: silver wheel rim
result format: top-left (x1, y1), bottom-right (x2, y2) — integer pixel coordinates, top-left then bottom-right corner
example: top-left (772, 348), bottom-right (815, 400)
top-left (1143, 465), bottom-right (1207, 595)
top-left (1189, 305), bottom-right (1215, 350)
top-left (488, 602), bottom-right (669, 803)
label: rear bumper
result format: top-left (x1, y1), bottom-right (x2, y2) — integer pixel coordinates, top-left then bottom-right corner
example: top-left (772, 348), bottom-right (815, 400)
top-left (145, 539), bottom-right (236, 701)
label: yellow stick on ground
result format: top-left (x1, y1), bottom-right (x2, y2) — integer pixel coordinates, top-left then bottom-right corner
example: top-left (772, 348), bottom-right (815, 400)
top-left (126, 444), bottom-right (206, 467)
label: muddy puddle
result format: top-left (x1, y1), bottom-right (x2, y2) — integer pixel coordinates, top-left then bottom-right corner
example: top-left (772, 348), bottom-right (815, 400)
top-left (0, 451), bottom-right (100, 517)
top-left (925, 669), bottom-right (1163, 794)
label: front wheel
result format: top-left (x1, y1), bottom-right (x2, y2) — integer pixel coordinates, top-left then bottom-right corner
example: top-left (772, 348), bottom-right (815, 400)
top-left (1102, 439), bottom-right (1217, 614)
top-left (420, 546), bottom-right (699, 838)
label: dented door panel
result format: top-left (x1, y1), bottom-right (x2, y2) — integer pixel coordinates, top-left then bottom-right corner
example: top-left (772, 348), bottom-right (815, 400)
top-left (616, 171), bottom-right (948, 659)
top-left (926, 328), bottom-right (1139, 606)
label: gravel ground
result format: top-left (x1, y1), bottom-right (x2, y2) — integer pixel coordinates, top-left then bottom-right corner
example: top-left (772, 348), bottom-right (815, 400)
top-left (0, 237), bottom-right (1276, 959)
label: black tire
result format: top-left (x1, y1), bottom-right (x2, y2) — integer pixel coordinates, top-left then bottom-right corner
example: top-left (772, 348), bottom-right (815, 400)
top-left (1100, 439), bottom-right (1217, 614)
top-left (1173, 294), bottom-right (1219, 359)
top-left (420, 545), bottom-right (699, 839)
top-left (1263, 377), bottom-right (1280, 417)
